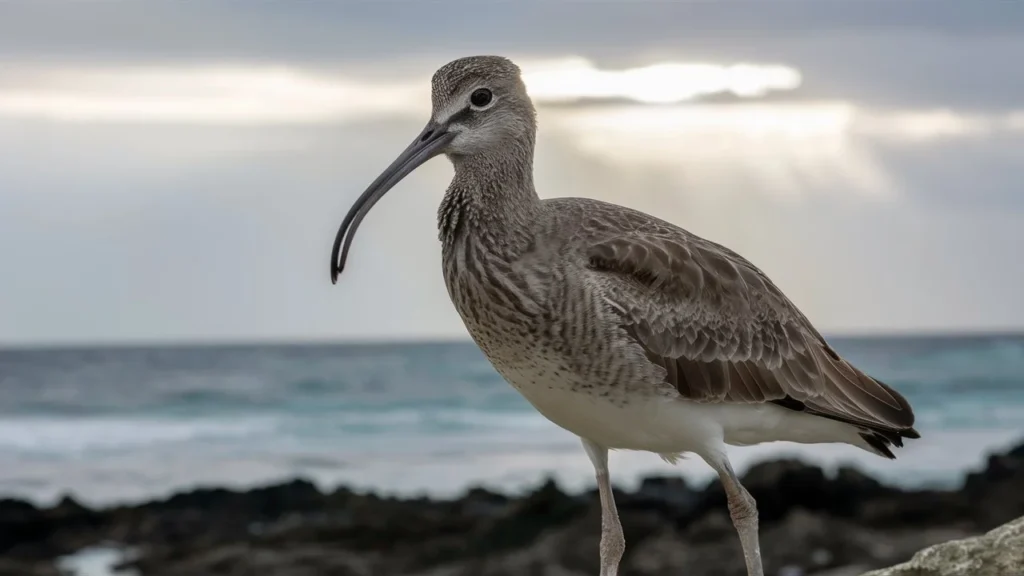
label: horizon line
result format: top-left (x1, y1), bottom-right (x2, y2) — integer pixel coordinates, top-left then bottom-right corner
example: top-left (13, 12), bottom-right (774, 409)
top-left (3, 328), bottom-right (1024, 353)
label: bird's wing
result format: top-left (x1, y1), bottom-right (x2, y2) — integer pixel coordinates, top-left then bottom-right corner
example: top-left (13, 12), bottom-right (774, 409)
top-left (581, 212), bottom-right (916, 434)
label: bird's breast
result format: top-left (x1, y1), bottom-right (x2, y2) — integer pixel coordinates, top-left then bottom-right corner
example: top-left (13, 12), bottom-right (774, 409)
top-left (442, 241), bottom-right (662, 403)
top-left (442, 242), bottom-right (546, 360)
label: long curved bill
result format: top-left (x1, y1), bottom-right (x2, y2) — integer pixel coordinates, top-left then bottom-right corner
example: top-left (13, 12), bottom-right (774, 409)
top-left (330, 121), bottom-right (455, 284)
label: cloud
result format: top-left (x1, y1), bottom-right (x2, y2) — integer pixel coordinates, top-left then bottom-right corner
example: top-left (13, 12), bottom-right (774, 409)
top-left (4, 53), bottom-right (1022, 218)
top-left (4, 57), bottom-right (1024, 140)
top-left (0, 57), bottom-right (805, 123)
top-left (522, 57), bottom-right (802, 103)
top-left (0, 64), bottom-right (423, 124)
top-left (1, 1), bottom-right (1020, 63)
top-left (2, 0), bottom-right (1022, 112)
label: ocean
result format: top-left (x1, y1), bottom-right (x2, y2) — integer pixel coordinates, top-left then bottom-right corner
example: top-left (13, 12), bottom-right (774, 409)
top-left (1, 336), bottom-right (1022, 507)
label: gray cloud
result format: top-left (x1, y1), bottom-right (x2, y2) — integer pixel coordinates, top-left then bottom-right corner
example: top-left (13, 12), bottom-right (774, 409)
top-left (2, 1), bottom-right (1021, 62)
top-left (2, 1), bottom-right (1023, 110)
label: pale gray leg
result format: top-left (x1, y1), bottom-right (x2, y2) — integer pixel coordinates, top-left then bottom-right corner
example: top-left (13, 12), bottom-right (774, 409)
top-left (706, 452), bottom-right (763, 576)
top-left (582, 438), bottom-right (625, 576)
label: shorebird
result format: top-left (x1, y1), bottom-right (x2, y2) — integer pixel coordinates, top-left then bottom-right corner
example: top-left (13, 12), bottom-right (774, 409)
top-left (329, 56), bottom-right (919, 576)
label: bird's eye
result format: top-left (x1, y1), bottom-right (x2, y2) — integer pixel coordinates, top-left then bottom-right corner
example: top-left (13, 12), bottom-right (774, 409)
top-left (470, 88), bottom-right (493, 108)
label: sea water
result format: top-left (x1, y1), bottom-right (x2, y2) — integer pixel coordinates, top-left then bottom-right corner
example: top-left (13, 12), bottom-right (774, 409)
top-left (1, 336), bottom-right (1022, 506)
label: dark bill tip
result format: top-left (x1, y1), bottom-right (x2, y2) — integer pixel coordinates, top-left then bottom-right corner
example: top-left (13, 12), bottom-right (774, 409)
top-left (330, 123), bottom-right (453, 284)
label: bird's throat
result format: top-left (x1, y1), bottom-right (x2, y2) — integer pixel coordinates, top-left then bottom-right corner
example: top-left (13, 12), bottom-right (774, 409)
top-left (437, 151), bottom-right (540, 255)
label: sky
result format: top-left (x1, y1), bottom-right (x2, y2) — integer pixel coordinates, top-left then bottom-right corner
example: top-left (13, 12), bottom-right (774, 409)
top-left (2, 0), bottom-right (1024, 346)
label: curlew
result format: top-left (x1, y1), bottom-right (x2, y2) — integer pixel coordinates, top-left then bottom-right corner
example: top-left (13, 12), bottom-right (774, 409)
top-left (329, 55), bottom-right (919, 576)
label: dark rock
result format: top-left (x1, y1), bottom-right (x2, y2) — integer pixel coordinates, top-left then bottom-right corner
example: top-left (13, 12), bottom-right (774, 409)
top-left (857, 489), bottom-right (972, 529)
top-left (832, 465), bottom-right (891, 507)
top-left (51, 495), bottom-right (89, 516)
top-left (631, 510), bottom-right (973, 576)
top-left (962, 441), bottom-right (1024, 529)
top-left (694, 458), bottom-right (888, 525)
top-left (0, 498), bottom-right (63, 558)
top-left (5, 439), bottom-right (1024, 576)
top-left (742, 459), bottom-right (831, 521)
top-left (123, 543), bottom-right (374, 576)
top-left (632, 475), bottom-right (699, 516)
top-left (684, 510), bottom-right (734, 543)
top-left (146, 478), bottom-right (325, 518)
top-left (1007, 440), bottom-right (1024, 459)
top-left (0, 498), bottom-right (40, 517)
top-left (963, 453), bottom-right (1021, 492)
top-left (0, 558), bottom-right (61, 576)
top-left (468, 478), bottom-right (587, 557)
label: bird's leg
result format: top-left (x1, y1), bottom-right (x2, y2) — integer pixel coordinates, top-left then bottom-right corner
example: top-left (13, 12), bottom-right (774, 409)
top-left (582, 438), bottom-right (625, 576)
top-left (708, 452), bottom-right (763, 576)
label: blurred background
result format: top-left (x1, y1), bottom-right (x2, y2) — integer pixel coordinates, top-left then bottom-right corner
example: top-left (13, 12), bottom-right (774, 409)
top-left (1, 2), bottom-right (1023, 575)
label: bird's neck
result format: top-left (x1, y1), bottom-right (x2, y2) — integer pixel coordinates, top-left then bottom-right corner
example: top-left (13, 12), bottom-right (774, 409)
top-left (437, 146), bottom-right (540, 256)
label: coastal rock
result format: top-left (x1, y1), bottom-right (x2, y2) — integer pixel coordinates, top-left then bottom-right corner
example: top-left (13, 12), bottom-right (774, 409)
top-left (0, 495), bottom-right (103, 559)
top-left (962, 447), bottom-right (1024, 529)
top-left (0, 499), bottom-right (45, 555)
top-left (630, 476), bottom-right (699, 516)
top-left (139, 478), bottom-right (325, 518)
top-left (694, 458), bottom-right (901, 526)
top-left (0, 559), bottom-right (61, 576)
top-left (860, 514), bottom-right (1024, 576)
top-left (460, 478), bottom-right (588, 560)
top-left (4, 439), bottom-right (1022, 576)
top-left (628, 509), bottom-right (970, 576)
top-left (124, 543), bottom-right (374, 576)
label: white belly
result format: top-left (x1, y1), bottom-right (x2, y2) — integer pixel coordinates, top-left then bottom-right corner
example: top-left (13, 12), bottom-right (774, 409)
top-left (495, 357), bottom-right (863, 457)
top-left (494, 357), bottom-right (721, 455)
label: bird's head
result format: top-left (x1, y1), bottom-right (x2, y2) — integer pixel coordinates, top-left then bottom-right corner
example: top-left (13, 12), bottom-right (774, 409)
top-left (429, 55), bottom-right (537, 157)
top-left (330, 55), bottom-right (536, 284)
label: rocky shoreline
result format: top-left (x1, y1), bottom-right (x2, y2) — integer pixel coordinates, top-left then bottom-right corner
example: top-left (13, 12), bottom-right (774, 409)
top-left (2, 440), bottom-right (1023, 576)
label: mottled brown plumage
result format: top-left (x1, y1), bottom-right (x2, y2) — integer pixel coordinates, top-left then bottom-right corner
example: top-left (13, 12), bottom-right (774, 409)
top-left (580, 207), bottom-right (919, 455)
top-left (329, 55), bottom-right (919, 576)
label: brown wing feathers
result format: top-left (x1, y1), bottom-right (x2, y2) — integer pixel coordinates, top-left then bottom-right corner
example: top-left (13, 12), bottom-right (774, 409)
top-left (590, 231), bottom-right (918, 455)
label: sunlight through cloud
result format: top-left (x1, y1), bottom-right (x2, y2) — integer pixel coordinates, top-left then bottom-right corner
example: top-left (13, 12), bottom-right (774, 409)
top-left (551, 102), bottom-right (896, 202)
top-left (856, 110), bottom-right (1008, 141)
top-left (0, 65), bottom-right (424, 124)
top-left (1, 59), bottom-right (1022, 206)
top-left (0, 58), bottom-right (806, 123)
top-left (2, 59), bottom-right (1023, 141)
top-left (521, 57), bottom-right (802, 103)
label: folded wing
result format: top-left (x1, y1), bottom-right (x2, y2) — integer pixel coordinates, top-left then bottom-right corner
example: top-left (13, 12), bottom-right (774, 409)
top-left (585, 223), bottom-right (917, 452)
